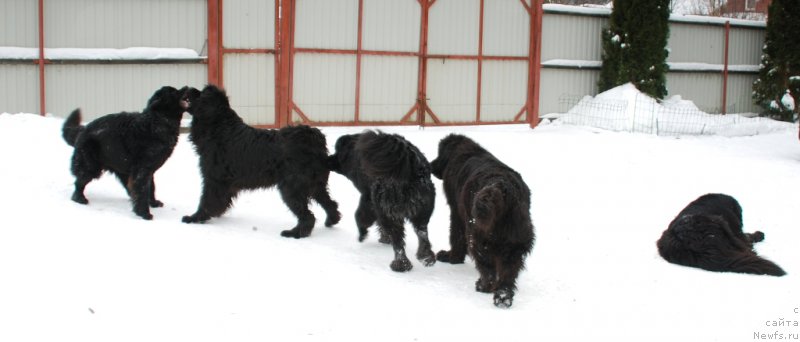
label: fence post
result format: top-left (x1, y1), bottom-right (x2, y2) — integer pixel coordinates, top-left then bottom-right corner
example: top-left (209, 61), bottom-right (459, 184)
top-left (722, 20), bottom-right (730, 115)
top-left (528, 0), bottom-right (543, 128)
top-left (38, 0), bottom-right (46, 116)
top-left (207, 0), bottom-right (222, 86)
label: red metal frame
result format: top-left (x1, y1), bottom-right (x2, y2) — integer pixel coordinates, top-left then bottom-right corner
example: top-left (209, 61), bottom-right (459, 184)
top-left (207, 0), bottom-right (543, 128)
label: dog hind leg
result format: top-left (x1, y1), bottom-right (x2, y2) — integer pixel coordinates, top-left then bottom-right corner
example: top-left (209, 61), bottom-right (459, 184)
top-left (69, 148), bottom-right (102, 205)
top-left (312, 184), bottom-right (341, 227)
top-left (278, 184), bottom-right (316, 239)
top-left (354, 195), bottom-right (377, 242)
top-left (378, 214), bottom-right (412, 272)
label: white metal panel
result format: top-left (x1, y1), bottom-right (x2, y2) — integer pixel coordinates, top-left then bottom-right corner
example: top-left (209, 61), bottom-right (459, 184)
top-left (480, 61), bottom-right (527, 122)
top-left (44, 0), bottom-right (206, 51)
top-left (294, 0), bottom-right (359, 50)
top-left (539, 68), bottom-right (601, 115)
top-left (223, 0), bottom-right (276, 49)
top-left (362, 0), bottom-right (420, 52)
top-left (223, 54), bottom-right (276, 125)
top-left (359, 55), bottom-right (418, 122)
top-left (728, 27), bottom-right (765, 66)
top-left (483, 0), bottom-right (529, 57)
top-left (45, 64), bottom-right (206, 121)
top-left (426, 58), bottom-right (477, 122)
top-left (725, 74), bottom-right (760, 114)
top-left (292, 54), bottom-right (356, 122)
top-left (666, 72), bottom-right (724, 113)
top-left (667, 23), bottom-right (724, 64)
top-left (0, 65), bottom-right (39, 114)
top-left (1, 0), bottom-right (38, 47)
top-left (541, 14), bottom-right (605, 61)
top-left (427, 0), bottom-right (479, 56)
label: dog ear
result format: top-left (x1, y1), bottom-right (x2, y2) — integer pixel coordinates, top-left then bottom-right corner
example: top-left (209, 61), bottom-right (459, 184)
top-left (430, 157), bottom-right (445, 179)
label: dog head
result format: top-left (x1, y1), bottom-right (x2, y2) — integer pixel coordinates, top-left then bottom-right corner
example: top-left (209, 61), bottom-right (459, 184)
top-left (431, 134), bottom-right (474, 179)
top-left (179, 86), bottom-right (201, 113)
top-left (327, 134), bottom-right (360, 175)
top-left (145, 86), bottom-right (185, 120)
top-left (183, 84), bottom-right (234, 121)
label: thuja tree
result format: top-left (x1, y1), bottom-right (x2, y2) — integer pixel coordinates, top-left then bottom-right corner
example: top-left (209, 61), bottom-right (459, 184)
top-left (598, 0), bottom-right (671, 100)
top-left (753, 0), bottom-right (800, 122)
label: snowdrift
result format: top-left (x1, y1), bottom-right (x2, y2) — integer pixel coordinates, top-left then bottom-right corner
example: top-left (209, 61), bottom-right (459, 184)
top-left (551, 83), bottom-right (793, 137)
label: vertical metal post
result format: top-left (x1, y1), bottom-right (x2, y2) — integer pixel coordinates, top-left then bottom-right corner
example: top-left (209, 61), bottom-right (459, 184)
top-left (207, 0), bottom-right (222, 86)
top-left (38, 0), bottom-right (46, 116)
top-left (722, 20), bottom-right (730, 115)
top-left (476, 0), bottom-right (484, 123)
top-left (416, 0), bottom-right (431, 126)
top-left (528, 0), bottom-right (543, 128)
top-left (277, 0), bottom-right (295, 127)
top-left (355, 0), bottom-right (364, 123)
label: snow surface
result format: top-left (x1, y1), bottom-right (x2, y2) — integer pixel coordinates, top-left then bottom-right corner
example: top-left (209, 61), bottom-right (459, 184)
top-left (0, 47), bottom-right (201, 60)
top-left (0, 108), bottom-right (798, 341)
top-left (550, 83), bottom-right (790, 136)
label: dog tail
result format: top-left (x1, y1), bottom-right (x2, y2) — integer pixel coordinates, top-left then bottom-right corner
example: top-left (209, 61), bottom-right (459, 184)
top-left (724, 253), bottom-right (786, 277)
top-left (62, 108), bottom-right (85, 147)
top-left (472, 183), bottom-right (505, 231)
top-left (356, 130), bottom-right (429, 180)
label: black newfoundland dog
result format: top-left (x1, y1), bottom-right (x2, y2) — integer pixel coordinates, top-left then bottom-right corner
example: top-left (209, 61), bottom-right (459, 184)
top-left (327, 131), bottom-right (436, 272)
top-left (657, 193), bottom-right (785, 276)
top-left (181, 85), bottom-right (341, 238)
top-left (61, 86), bottom-right (190, 220)
top-left (431, 134), bottom-right (535, 308)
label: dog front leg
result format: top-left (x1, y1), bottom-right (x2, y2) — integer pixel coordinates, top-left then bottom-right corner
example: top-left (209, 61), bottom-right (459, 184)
top-left (182, 179), bottom-right (233, 223)
top-left (129, 170), bottom-right (155, 220)
top-left (436, 210), bottom-right (467, 264)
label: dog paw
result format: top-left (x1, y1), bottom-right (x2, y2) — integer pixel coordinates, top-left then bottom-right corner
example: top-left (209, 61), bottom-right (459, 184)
top-left (436, 250), bottom-right (464, 264)
top-left (149, 200), bottom-right (164, 208)
top-left (71, 193), bottom-right (89, 205)
top-left (417, 250), bottom-right (436, 267)
top-left (358, 232), bottom-right (368, 243)
top-left (475, 279), bottom-right (495, 293)
top-left (136, 212), bottom-right (153, 220)
top-left (378, 235), bottom-right (392, 244)
top-left (324, 211), bottom-right (342, 227)
top-left (281, 228), bottom-right (311, 239)
top-left (390, 258), bottom-right (413, 272)
top-left (493, 289), bottom-right (514, 308)
top-left (181, 214), bottom-right (206, 224)
top-left (750, 231), bottom-right (765, 243)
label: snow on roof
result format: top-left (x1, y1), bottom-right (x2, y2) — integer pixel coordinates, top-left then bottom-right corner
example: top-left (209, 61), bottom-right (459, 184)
top-left (543, 4), bottom-right (766, 28)
top-left (0, 47), bottom-right (202, 60)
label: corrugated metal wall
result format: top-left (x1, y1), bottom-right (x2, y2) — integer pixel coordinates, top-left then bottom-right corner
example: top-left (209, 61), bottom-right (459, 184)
top-left (221, 0), bottom-right (277, 126)
top-left (44, 0), bottom-right (206, 50)
top-left (540, 9), bottom-right (765, 115)
top-left (46, 64), bottom-right (207, 118)
top-left (1, 0), bottom-right (38, 47)
top-left (0, 0), bottom-right (39, 114)
top-left (1, 1), bottom-right (772, 125)
top-left (0, 0), bottom-right (207, 121)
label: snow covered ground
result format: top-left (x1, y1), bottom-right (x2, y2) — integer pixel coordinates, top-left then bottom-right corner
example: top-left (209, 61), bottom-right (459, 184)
top-left (0, 106), bottom-right (798, 341)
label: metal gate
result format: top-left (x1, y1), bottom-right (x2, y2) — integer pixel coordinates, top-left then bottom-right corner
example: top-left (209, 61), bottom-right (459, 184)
top-left (207, 0), bottom-right (542, 127)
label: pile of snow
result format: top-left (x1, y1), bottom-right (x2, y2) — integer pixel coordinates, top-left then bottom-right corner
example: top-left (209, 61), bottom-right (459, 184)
top-left (550, 83), bottom-right (793, 137)
top-left (0, 47), bottom-right (201, 60)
